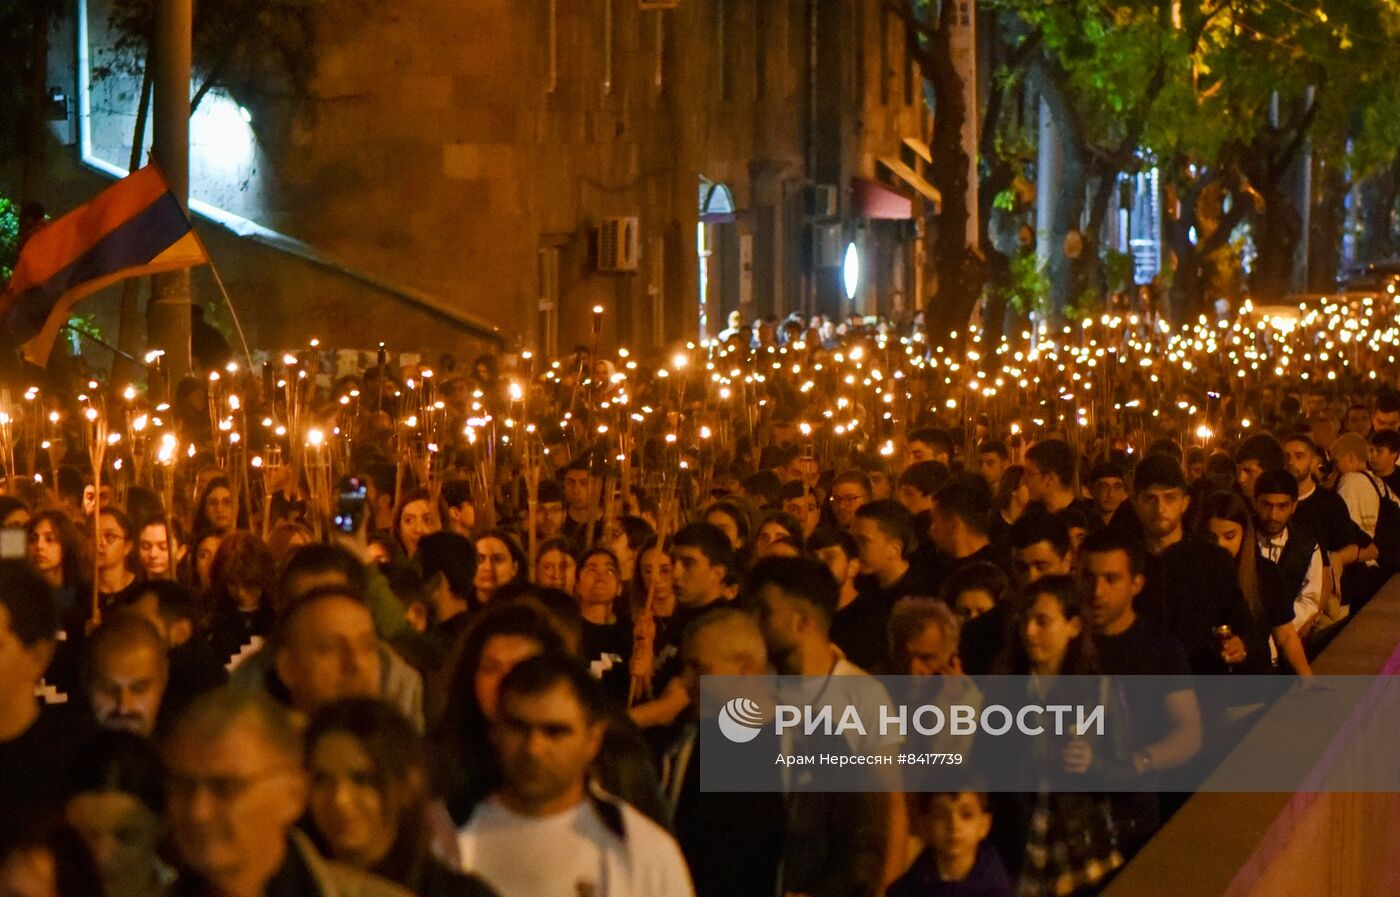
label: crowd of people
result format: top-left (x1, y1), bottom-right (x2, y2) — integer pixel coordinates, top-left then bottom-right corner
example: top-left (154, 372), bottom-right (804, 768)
top-left (1, 297), bottom-right (1398, 897)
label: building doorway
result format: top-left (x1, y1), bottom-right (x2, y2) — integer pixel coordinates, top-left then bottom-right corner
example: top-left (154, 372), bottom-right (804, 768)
top-left (699, 177), bottom-right (737, 338)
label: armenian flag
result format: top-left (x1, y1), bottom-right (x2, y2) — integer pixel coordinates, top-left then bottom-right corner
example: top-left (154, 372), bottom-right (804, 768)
top-left (0, 165), bottom-right (209, 359)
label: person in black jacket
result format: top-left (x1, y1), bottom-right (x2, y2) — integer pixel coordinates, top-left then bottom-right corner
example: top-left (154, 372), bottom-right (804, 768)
top-left (663, 608), bottom-right (786, 897)
top-left (190, 304), bottom-right (233, 373)
top-left (1195, 488), bottom-right (1313, 676)
top-left (842, 500), bottom-right (940, 671)
top-left (1250, 470), bottom-right (1325, 642)
top-left (1282, 432), bottom-right (1378, 610)
top-left (1129, 456), bottom-right (1255, 677)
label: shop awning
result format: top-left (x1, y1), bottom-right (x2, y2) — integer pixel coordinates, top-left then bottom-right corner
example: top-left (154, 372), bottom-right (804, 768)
top-left (878, 156), bottom-right (941, 206)
top-left (852, 176), bottom-right (914, 220)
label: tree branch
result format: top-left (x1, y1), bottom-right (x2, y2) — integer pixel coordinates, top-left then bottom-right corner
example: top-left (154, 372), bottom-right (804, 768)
top-left (883, 0), bottom-right (937, 39)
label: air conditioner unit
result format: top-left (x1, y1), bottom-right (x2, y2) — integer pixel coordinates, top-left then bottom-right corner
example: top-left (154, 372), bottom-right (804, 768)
top-left (812, 222), bottom-right (844, 268)
top-left (597, 217), bottom-right (641, 272)
top-left (638, 0), bottom-right (679, 8)
top-left (808, 183), bottom-right (839, 219)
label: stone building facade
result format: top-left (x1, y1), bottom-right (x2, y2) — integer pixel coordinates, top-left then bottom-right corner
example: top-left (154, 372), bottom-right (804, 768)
top-left (42, 0), bottom-right (936, 358)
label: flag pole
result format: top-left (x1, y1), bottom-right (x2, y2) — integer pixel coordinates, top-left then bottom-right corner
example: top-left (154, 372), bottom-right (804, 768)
top-left (191, 234), bottom-right (255, 372)
top-left (63, 325), bottom-right (152, 367)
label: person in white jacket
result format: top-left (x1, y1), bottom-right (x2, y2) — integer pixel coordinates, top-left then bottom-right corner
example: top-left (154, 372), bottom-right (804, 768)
top-left (458, 654), bottom-right (694, 897)
top-left (1334, 433), bottom-right (1386, 546)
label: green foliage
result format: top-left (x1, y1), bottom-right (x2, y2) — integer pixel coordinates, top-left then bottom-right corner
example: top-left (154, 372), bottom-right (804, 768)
top-left (993, 188), bottom-right (1017, 212)
top-left (1065, 287), bottom-right (1100, 322)
top-left (67, 311), bottom-right (102, 342)
top-left (1007, 250), bottom-right (1049, 315)
top-left (1103, 249), bottom-right (1135, 295)
top-left (983, 0), bottom-right (1400, 311)
top-left (0, 196), bottom-right (18, 283)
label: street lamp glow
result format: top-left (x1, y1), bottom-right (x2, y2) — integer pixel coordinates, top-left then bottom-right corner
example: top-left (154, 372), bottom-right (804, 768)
top-left (843, 242), bottom-right (860, 301)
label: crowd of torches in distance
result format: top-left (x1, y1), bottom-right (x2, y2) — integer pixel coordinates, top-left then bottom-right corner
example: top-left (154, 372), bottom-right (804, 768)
top-left (2, 291), bottom-right (1397, 627)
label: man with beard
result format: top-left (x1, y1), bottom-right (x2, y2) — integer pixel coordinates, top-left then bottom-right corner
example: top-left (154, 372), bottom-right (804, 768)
top-left (1079, 528), bottom-right (1201, 857)
top-left (458, 655), bottom-right (693, 897)
top-left (746, 557), bottom-right (903, 895)
top-left (83, 613), bottom-right (169, 738)
top-left (1283, 433), bottom-right (1376, 616)
top-left (1252, 469), bottom-right (1324, 637)
top-left (1130, 456), bottom-right (1255, 676)
top-left (1023, 438), bottom-right (1100, 519)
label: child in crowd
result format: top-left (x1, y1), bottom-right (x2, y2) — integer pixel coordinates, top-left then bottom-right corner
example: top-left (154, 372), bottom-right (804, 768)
top-left (888, 789), bottom-right (1013, 897)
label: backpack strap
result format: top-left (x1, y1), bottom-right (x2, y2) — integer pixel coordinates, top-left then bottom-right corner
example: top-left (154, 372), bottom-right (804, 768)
top-left (1365, 471), bottom-right (1396, 507)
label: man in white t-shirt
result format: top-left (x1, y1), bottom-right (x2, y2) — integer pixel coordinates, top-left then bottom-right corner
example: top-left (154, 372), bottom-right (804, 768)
top-left (457, 654), bottom-right (694, 897)
top-left (1334, 434), bottom-right (1384, 545)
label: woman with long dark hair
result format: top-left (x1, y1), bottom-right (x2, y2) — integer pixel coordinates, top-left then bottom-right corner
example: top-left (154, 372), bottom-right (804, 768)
top-left (989, 575), bottom-right (1129, 895)
top-left (533, 537), bottom-right (577, 592)
top-left (393, 488), bottom-right (441, 560)
top-left (305, 699), bottom-right (496, 897)
top-left (192, 475), bottom-right (245, 537)
top-left (994, 574), bottom-right (1099, 677)
top-left (191, 532), bottom-right (222, 593)
top-left (436, 599), bottom-right (572, 823)
top-left (472, 530), bottom-right (526, 608)
top-left (205, 531), bottom-right (278, 662)
top-left (1194, 490), bottom-right (1312, 676)
top-left (26, 510), bottom-right (87, 615)
top-left (136, 514), bottom-right (188, 585)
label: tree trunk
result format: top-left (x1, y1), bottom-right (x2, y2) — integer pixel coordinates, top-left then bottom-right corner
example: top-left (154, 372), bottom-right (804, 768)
top-left (919, 0), bottom-right (979, 340)
top-left (1075, 164), bottom-right (1127, 307)
top-left (972, 13), bottom-right (1033, 343)
top-left (1357, 162), bottom-right (1399, 265)
top-left (1248, 179), bottom-right (1301, 301)
top-left (1164, 178), bottom-right (1200, 321)
top-left (1307, 156), bottom-right (1347, 292)
top-left (1031, 60), bottom-right (1087, 323)
top-left (1243, 93), bottom-right (1319, 300)
top-left (1165, 169), bottom-right (1247, 320)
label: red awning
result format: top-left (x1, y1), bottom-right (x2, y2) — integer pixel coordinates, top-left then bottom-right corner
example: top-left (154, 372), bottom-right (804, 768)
top-left (851, 176), bottom-right (913, 220)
